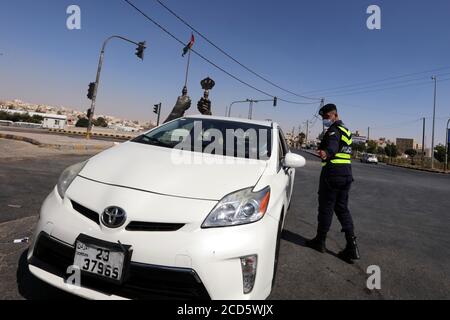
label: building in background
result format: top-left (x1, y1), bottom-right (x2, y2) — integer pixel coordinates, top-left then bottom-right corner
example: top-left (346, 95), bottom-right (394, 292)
top-left (42, 114), bottom-right (67, 129)
top-left (396, 138), bottom-right (415, 154)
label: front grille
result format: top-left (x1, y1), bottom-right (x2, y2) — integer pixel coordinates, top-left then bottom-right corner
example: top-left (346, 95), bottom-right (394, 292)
top-left (126, 221), bottom-right (185, 232)
top-left (71, 200), bottom-right (100, 225)
top-left (29, 232), bottom-right (210, 300)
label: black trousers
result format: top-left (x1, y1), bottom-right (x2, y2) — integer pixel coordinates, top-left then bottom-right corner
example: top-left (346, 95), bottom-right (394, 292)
top-left (317, 171), bottom-right (354, 236)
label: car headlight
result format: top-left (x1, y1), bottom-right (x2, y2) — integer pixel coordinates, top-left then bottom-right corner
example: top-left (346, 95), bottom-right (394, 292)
top-left (202, 186), bottom-right (270, 228)
top-left (57, 161), bottom-right (87, 199)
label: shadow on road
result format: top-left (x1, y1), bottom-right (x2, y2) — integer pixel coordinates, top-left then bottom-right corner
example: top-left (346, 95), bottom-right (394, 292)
top-left (16, 250), bottom-right (79, 300)
top-left (281, 230), bottom-right (351, 263)
top-left (281, 229), bottom-right (308, 246)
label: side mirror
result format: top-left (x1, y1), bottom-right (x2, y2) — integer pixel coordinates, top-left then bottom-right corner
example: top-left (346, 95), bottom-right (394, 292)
top-left (282, 152), bottom-right (306, 168)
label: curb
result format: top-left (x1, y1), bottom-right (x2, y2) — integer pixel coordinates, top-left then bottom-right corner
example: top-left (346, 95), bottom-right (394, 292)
top-left (0, 132), bottom-right (112, 151)
top-left (385, 162), bottom-right (449, 175)
top-left (0, 133), bottom-right (42, 146)
top-left (48, 129), bottom-right (132, 140)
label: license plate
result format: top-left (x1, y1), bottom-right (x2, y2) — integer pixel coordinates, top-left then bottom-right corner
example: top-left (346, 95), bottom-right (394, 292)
top-left (74, 240), bottom-right (125, 282)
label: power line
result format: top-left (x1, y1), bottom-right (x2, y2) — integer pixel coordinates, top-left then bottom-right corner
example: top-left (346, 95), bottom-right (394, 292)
top-left (370, 118), bottom-right (422, 130)
top-left (155, 0), bottom-right (321, 101)
top-left (302, 65), bottom-right (450, 96)
top-left (123, 0), bottom-right (318, 106)
top-left (326, 77), bottom-right (450, 98)
top-left (311, 72), bottom-right (450, 97)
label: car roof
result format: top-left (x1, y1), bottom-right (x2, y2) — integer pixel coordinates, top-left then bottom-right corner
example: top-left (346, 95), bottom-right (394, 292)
top-left (184, 115), bottom-right (275, 128)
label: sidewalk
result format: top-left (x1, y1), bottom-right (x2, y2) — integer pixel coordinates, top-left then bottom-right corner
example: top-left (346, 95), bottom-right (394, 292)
top-left (0, 130), bottom-right (115, 151)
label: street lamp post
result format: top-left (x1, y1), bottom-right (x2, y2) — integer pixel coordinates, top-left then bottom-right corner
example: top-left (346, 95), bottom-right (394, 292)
top-left (228, 97), bottom-right (277, 119)
top-left (86, 35), bottom-right (146, 139)
top-left (227, 100), bottom-right (249, 117)
top-left (431, 75), bottom-right (437, 169)
top-left (445, 118), bottom-right (450, 172)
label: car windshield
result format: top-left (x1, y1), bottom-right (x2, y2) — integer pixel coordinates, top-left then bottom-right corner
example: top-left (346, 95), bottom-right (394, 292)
top-left (132, 118), bottom-right (272, 160)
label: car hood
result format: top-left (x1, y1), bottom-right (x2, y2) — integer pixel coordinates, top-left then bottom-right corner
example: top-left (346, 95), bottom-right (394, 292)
top-left (79, 141), bottom-right (268, 201)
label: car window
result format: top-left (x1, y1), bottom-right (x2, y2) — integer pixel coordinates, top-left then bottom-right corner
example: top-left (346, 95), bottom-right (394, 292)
top-left (132, 118), bottom-right (272, 160)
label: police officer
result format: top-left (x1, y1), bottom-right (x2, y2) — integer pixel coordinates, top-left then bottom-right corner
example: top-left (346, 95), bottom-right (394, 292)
top-left (306, 103), bottom-right (360, 262)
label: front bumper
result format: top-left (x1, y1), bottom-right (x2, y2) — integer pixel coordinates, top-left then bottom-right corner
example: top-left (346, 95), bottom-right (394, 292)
top-left (28, 177), bottom-right (278, 300)
top-left (29, 232), bottom-right (210, 299)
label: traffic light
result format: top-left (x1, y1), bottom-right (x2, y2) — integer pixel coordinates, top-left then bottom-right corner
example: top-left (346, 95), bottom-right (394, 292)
top-left (87, 108), bottom-right (92, 119)
top-left (273, 97), bottom-right (278, 107)
top-left (153, 104), bottom-right (160, 114)
top-left (87, 82), bottom-right (95, 100)
top-left (135, 41), bottom-right (146, 60)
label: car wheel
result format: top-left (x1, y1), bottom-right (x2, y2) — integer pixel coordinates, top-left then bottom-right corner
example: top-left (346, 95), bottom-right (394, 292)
top-left (271, 212), bottom-right (284, 290)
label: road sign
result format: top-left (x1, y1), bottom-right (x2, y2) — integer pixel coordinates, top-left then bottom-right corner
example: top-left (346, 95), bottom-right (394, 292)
top-left (353, 136), bottom-right (368, 144)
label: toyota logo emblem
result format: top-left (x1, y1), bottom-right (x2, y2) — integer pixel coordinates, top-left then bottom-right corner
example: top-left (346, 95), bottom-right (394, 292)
top-left (101, 206), bottom-right (127, 228)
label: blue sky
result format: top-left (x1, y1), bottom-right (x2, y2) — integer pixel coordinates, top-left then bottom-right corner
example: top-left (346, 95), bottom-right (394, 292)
top-left (1, 0), bottom-right (449, 145)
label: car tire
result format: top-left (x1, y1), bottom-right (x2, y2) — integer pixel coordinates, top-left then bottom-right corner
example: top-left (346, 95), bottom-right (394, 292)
top-left (271, 212), bottom-right (284, 290)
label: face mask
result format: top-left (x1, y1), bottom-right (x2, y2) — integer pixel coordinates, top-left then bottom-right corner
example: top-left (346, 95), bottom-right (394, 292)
top-left (323, 119), bottom-right (333, 128)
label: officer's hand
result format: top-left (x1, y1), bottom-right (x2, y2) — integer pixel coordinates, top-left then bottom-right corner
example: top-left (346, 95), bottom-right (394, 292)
top-left (318, 150), bottom-right (327, 160)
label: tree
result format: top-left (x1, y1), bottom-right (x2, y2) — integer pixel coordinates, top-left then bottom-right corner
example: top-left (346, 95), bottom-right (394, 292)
top-left (353, 142), bottom-right (367, 153)
top-left (298, 132), bottom-right (306, 146)
top-left (75, 118), bottom-right (89, 128)
top-left (405, 149), bottom-right (417, 158)
top-left (31, 115), bottom-right (44, 124)
top-left (0, 111), bottom-right (43, 124)
top-left (385, 143), bottom-right (398, 158)
top-left (94, 117), bottom-right (108, 128)
top-left (434, 144), bottom-right (446, 163)
top-left (377, 147), bottom-right (385, 155)
top-left (405, 149), bottom-right (418, 165)
top-left (367, 140), bottom-right (377, 154)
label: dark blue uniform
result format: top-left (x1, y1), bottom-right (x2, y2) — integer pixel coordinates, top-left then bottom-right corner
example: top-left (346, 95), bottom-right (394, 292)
top-left (317, 120), bottom-right (354, 238)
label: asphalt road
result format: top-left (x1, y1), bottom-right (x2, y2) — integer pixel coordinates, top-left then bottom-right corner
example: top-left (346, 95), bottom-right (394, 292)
top-left (1, 140), bottom-right (449, 300)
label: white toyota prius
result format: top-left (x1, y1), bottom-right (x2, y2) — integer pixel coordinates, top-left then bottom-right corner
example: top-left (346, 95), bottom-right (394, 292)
top-left (27, 115), bottom-right (306, 300)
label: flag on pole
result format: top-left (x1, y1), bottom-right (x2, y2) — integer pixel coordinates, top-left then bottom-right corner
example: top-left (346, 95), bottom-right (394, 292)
top-left (182, 34), bottom-right (195, 57)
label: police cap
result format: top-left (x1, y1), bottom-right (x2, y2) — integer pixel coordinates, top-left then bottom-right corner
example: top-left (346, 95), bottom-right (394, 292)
top-left (319, 103), bottom-right (337, 117)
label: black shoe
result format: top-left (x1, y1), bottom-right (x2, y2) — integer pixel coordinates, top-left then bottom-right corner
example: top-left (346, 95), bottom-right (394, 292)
top-left (305, 236), bottom-right (326, 253)
top-left (338, 236), bottom-right (360, 262)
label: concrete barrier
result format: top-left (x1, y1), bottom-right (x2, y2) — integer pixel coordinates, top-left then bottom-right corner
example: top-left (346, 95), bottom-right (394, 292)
top-left (0, 132), bottom-right (112, 151)
top-left (47, 128), bottom-right (133, 140)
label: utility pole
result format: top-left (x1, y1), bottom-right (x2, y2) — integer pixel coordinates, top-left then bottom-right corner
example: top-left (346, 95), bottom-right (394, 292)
top-left (368, 127), bottom-right (370, 141)
top-left (320, 98), bottom-right (325, 133)
top-left (431, 75), bottom-right (437, 169)
top-left (86, 36), bottom-right (146, 139)
top-left (248, 99), bottom-right (255, 120)
top-left (305, 120), bottom-right (309, 144)
top-left (445, 118), bottom-right (450, 172)
top-left (229, 97), bottom-right (277, 119)
top-left (422, 117), bottom-right (426, 167)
